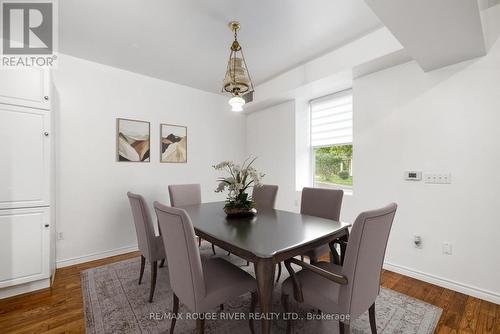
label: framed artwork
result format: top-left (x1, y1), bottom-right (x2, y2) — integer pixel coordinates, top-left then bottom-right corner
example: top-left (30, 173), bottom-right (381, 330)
top-left (160, 123), bottom-right (187, 163)
top-left (116, 118), bottom-right (150, 162)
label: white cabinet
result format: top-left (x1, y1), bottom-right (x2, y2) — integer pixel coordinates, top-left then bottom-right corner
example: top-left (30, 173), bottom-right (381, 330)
top-left (0, 68), bottom-right (50, 110)
top-left (0, 207), bottom-right (51, 288)
top-left (0, 105), bottom-right (51, 209)
top-left (0, 69), bottom-right (54, 299)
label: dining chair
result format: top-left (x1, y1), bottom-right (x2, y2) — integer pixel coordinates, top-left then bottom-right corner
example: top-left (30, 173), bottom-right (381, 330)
top-left (168, 184), bottom-right (216, 255)
top-left (127, 192), bottom-right (166, 303)
top-left (281, 203), bottom-right (398, 334)
top-left (300, 187), bottom-right (344, 263)
top-left (250, 185), bottom-right (284, 280)
top-left (154, 201), bottom-right (258, 334)
top-left (252, 184), bottom-right (279, 210)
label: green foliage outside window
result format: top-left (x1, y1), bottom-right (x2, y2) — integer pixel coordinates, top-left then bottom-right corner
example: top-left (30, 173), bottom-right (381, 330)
top-left (314, 144), bottom-right (353, 187)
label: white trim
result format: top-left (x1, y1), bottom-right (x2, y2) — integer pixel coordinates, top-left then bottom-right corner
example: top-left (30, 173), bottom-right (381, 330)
top-left (384, 261), bottom-right (500, 305)
top-left (56, 244), bottom-right (138, 268)
top-left (0, 278), bottom-right (51, 300)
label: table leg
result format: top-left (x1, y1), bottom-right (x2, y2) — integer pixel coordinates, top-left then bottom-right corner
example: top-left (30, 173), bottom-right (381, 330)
top-left (340, 230), bottom-right (350, 266)
top-left (254, 258), bottom-right (275, 334)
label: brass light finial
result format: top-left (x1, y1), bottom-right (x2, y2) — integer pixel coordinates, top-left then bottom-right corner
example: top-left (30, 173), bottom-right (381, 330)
top-left (229, 21), bottom-right (240, 33)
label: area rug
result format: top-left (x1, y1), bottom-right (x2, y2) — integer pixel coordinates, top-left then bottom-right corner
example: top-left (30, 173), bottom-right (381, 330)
top-left (81, 245), bottom-right (442, 334)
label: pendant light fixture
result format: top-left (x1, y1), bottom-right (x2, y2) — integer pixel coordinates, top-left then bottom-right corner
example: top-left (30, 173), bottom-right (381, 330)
top-left (222, 21), bottom-right (254, 112)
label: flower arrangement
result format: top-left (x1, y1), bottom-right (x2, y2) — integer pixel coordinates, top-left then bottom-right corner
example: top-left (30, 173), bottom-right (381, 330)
top-left (213, 157), bottom-right (265, 216)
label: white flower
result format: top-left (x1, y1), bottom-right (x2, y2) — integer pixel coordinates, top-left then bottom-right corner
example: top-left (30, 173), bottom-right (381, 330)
top-left (212, 157), bottom-right (265, 196)
top-left (213, 161), bottom-right (234, 170)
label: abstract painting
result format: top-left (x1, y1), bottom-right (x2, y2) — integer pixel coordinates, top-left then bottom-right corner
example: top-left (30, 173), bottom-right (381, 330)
top-left (160, 124), bottom-right (187, 163)
top-left (116, 118), bottom-right (150, 162)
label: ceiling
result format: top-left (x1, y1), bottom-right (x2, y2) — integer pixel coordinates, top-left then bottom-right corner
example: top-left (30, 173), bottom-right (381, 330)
top-left (365, 0), bottom-right (486, 72)
top-left (59, 0), bottom-right (381, 93)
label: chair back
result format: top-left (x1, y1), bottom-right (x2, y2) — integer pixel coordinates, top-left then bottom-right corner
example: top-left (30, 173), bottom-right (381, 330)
top-left (154, 201), bottom-right (205, 312)
top-left (168, 184), bottom-right (201, 207)
top-left (339, 203), bottom-right (397, 319)
top-left (300, 187), bottom-right (343, 220)
top-left (127, 192), bottom-right (156, 259)
top-left (252, 185), bottom-right (279, 210)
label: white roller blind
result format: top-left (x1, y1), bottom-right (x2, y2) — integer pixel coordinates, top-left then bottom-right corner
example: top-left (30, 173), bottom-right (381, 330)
top-left (311, 90), bottom-right (353, 147)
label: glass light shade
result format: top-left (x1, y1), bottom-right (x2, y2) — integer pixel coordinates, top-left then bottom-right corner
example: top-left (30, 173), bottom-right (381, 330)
top-left (223, 56), bottom-right (251, 94)
top-left (228, 95), bottom-right (245, 112)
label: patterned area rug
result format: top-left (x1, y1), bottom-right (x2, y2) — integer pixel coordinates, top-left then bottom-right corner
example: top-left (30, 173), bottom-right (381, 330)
top-left (82, 245), bottom-right (442, 334)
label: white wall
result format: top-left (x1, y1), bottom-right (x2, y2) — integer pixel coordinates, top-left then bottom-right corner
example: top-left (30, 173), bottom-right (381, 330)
top-left (351, 40), bottom-right (500, 303)
top-left (245, 7), bottom-right (500, 304)
top-left (52, 55), bottom-right (246, 266)
top-left (245, 101), bottom-right (298, 212)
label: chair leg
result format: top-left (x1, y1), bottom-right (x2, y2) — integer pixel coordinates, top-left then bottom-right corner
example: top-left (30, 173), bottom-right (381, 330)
top-left (276, 262), bottom-right (282, 283)
top-left (369, 302), bottom-right (377, 334)
top-left (281, 294), bottom-right (291, 334)
top-left (339, 321), bottom-right (350, 334)
top-left (149, 261), bottom-right (157, 303)
top-left (159, 259), bottom-right (165, 268)
top-left (138, 255), bottom-right (145, 285)
top-left (211, 243), bottom-right (216, 255)
top-left (198, 237), bottom-right (202, 247)
top-left (249, 292), bottom-right (257, 334)
top-left (170, 294), bottom-right (179, 334)
top-left (332, 246), bottom-right (340, 265)
top-left (196, 318), bottom-right (205, 334)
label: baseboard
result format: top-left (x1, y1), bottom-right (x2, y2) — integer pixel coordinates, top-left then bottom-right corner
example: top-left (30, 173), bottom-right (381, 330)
top-left (0, 278), bottom-right (51, 300)
top-left (384, 261), bottom-right (500, 305)
top-left (56, 244), bottom-right (138, 268)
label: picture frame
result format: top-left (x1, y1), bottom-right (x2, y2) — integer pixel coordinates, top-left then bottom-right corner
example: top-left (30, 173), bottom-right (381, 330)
top-left (116, 118), bottom-right (151, 162)
top-left (160, 123), bottom-right (187, 163)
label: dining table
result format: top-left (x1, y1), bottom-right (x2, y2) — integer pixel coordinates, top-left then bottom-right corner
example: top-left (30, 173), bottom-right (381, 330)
top-left (180, 201), bottom-right (351, 334)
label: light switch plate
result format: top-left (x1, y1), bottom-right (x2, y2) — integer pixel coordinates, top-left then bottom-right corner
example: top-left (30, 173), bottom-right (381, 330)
top-left (424, 173), bottom-right (451, 184)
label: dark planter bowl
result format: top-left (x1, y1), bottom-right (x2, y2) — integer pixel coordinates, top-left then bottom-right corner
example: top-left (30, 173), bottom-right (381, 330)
top-left (224, 207), bottom-right (257, 218)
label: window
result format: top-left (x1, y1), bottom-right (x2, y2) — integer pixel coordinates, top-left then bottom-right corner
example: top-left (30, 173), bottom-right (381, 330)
top-left (310, 90), bottom-right (353, 189)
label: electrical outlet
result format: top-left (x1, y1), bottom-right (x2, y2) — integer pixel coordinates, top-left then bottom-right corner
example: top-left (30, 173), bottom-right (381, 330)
top-left (414, 235), bottom-right (422, 248)
top-left (442, 242), bottom-right (452, 255)
top-left (57, 232), bottom-right (64, 240)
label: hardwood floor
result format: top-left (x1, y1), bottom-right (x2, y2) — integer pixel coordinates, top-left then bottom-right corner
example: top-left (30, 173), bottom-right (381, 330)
top-left (0, 251), bottom-right (498, 333)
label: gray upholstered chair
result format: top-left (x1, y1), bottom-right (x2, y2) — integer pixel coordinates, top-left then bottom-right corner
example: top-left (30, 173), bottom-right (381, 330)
top-left (154, 201), bottom-right (258, 334)
top-left (252, 184), bottom-right (279, 210)
top-left (168, 184), bottom-right (216, 255)
top-left (168, 184), bottom-right (202, 207)
top-left (127, 192), bottom-right (166, 303)
top-left (281, 203), bottom-right (398, 334)
top-left (250, 185), bottom-right (284, 279)
top-left (301, 187), bottom-right (344, 263)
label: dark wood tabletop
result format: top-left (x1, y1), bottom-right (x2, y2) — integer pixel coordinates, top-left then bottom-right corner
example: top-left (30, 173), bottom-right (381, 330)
top-left (181, 201), bottom-right (351, 334)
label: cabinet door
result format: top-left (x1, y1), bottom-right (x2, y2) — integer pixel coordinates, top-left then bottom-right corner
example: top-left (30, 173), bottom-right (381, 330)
top-left (0, 207), bottom-right (50, 288)
top-left (0, 105), bottom-right (51, 209)
top-left (0, 68), bottom-right (50, 110)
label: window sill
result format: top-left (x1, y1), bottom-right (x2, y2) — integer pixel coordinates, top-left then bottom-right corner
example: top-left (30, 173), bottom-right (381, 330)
top-left (313, 182), bottom-right (352, 193)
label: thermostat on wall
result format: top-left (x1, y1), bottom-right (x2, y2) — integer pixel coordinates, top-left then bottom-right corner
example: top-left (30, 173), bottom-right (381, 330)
top-left (405, 171), bottom-right (422, 181)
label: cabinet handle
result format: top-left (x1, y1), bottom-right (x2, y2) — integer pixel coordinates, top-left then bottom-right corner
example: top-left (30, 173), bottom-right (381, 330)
top-left (44, 132), bottom-right (49, 137)
top-left (44, 96), bottom-right (49, 101)
top-left (44, 224), bottom-right (50, 228)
